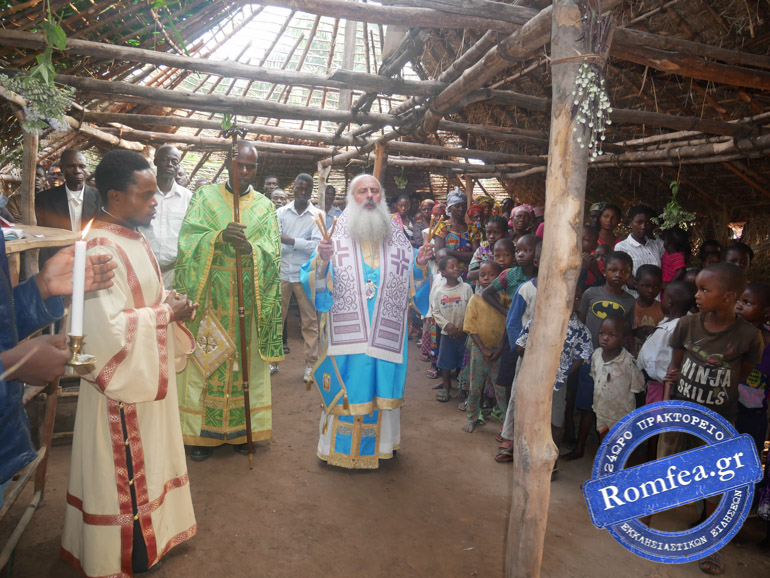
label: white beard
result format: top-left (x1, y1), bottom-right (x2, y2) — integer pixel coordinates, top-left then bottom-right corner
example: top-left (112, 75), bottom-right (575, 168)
top-left (347, 197), bottom-right (391, 244)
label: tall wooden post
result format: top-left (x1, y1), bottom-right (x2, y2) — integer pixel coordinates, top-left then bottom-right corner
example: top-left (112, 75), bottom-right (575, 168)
top-left (21, 132), bottom-right (39, 279)
top-left (373, 141), bottom-right (387, 185)
top-left (506, 2), bottom-right (596, 576)
top-left (317, 162), bottom-right (331, 207)
top-left (465, 175), bottom-right (474, 211)
top-left (338, 16), bottom-right (357, 111)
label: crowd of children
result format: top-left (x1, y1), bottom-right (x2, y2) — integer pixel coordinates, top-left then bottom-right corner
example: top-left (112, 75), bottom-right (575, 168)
top-left (412, 197), bottom-right (770, 574)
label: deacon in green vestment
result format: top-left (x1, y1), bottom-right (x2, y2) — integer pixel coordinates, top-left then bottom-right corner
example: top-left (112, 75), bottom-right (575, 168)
top-left (174, 141), bottom-right (283, 461)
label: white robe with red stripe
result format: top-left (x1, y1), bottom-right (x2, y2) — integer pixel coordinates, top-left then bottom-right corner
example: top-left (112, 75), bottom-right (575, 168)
top-left (61, 221), bottom-right (196, 577)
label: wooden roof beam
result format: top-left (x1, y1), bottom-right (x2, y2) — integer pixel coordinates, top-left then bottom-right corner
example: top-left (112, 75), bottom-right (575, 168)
top-left (0, 29), bottom-right (441, 97)
top-left (80, 112), bottom-right (365, 147)
top-left (53, 73), bottom-right (400, 125)
top-left (419, 4), bottom-right (553, 135)
top-left (611, 29), bottom-right (770, 91)
top-left (245, 0), bottom-right (537, 32)
top-left (612, 27), bottom-right (770, 71)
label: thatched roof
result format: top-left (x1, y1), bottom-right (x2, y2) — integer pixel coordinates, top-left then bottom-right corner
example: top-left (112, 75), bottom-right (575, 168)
top-left (1, 0), bottom-right (769, 223)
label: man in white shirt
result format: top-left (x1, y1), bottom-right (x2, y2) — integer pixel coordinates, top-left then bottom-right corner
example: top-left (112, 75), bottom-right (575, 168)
top-left (614, 205), bottom-right (664, 297)
top-left (36, 149), bottom-right (101, 264)
top-left (324, 184), bottom-right (342, 231)
top-left (276, 173), bottom-right (324, 380)
top-left (138, 145), bottom-right (193, 288)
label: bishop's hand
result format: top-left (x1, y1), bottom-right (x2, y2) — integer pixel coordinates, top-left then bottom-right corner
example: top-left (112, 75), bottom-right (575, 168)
top-left (318, 239), bottom-right (334, 262)
top-left (416, 243), bottom-right (434, 266)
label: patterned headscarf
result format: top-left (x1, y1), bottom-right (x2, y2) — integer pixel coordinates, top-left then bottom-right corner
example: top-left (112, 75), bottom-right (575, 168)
top-left (467, 204), bottom-right (484, 219)
top-left (431, 203), bottom-right (447, 217)
top-left (512, 204), bottom-right (534, 217)
top-left (420, 198), bottom-right (435, 210)
top-left (590, 202), bottom-right (607, 213)
top-left (446, 188), bottom-right (467, 209)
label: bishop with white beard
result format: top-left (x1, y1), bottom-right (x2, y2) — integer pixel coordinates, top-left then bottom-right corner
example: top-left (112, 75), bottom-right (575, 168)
top-left (300, 174), bottom-right (433, 469)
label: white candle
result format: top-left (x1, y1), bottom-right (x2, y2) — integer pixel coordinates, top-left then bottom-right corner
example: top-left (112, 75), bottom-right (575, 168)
top-left (70, 238), bottom-right (86, 337)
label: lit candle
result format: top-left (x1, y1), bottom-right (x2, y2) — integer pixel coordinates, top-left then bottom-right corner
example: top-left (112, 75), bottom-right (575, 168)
top-left (70, 219), bottom-right (93, 337)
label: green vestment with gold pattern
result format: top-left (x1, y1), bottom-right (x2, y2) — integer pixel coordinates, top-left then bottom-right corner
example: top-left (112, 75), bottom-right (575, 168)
top-left (174, 183), bottom-right (282, 446)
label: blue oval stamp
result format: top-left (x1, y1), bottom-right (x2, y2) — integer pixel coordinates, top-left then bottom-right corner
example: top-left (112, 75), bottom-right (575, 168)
top-left (582, 401), bottom-right (763, 563)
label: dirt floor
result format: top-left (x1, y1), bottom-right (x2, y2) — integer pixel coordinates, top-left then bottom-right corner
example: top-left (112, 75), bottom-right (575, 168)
top-left (3, 321), bottom-right (770, 578)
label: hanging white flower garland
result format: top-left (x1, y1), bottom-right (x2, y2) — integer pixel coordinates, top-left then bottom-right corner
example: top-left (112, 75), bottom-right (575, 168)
top-left (572, 62), bottom-right (612, 157)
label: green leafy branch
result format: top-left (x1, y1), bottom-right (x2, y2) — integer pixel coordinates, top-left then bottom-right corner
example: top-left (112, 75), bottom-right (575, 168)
top-left (652, 180), bottom-right (696, 230)
top-left (31, 2), bottom-right (67, 84)
top-left (3, 0), bottom-right (73, 135)
top-left (394, 166), bottom-right (408, 189)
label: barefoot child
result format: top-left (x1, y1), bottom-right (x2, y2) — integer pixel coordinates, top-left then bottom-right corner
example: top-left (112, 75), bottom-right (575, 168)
top-left (482, 235), bottom-right (539, 421)
top-left (421, 206), bottom-right (448, 378)
top-left (431, 255), bottom-right (473, 402)
top-left (496, 284), bottom-right (593, 465)
top-left (458, 217), bottom-right (509, 399)
top-left (662, 263), bottom-right (764, 575)
top-left (461, 261), bottom-right (505, 431)
top-left (591, 316), bottom-right (645, 442)
top-left (567, 250), bottom-right (635, 461)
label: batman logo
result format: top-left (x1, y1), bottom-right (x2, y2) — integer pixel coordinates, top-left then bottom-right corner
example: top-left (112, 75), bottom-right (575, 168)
top-left (591, 300), bottom-right (627, 320)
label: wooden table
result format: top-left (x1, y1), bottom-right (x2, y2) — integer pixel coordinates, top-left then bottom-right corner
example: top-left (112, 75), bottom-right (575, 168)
top-left (4, 225), bottom-right (80, 283)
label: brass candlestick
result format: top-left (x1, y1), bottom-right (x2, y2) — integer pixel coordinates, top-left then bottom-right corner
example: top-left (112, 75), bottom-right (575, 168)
top-left (66, 334), bottom-right (95, 368)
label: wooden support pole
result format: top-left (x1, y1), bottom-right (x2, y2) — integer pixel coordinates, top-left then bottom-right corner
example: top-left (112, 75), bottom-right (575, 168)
top-left (373, 142), bottom-right (387, 185)
top-left (20, 133), bottom-right (38, 227)
top-left (465, 175), bottom-right (474, 210)
top-left (339, 17), bottom-right (358, 112)
top-left (21, 132), bottom-right (39, 278)
top-left (317, 163), bottom-right (331, 207)
top-left (506, 2), bottom-right (593, 576)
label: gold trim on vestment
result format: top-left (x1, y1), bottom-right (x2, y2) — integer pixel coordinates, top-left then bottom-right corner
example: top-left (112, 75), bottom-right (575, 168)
top-left (327, 396), bottom-right (404, 415)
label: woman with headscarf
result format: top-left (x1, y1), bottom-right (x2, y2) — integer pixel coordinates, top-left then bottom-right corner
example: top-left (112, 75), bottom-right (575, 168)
top-left (477, 196), bottom-right (494, 222)
top-left (467, 203), bottom-right (485, 245)
top-left (509, 203), bottom-right (535, 244)
top-left (413, 198), bottom-right (435, 246)
top-left (434, 188), bottom-right (477, 278)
